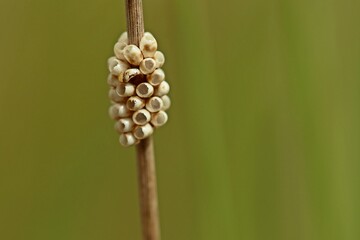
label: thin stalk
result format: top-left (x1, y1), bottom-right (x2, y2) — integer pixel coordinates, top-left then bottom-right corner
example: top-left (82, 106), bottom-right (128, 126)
top-left (124, 1), bottom-right (161, 240)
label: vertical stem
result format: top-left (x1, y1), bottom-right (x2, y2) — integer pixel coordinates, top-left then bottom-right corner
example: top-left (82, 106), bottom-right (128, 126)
top-left (125, 1), bottom-right (161, 240)
top-left (125, 0), bottom-right (144, 45)
top-left (135, 137), bottom-right (160, 240)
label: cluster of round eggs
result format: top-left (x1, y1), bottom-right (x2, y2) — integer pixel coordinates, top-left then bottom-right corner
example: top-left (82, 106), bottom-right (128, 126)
top-left (107, 31), bottom-right (170, 147)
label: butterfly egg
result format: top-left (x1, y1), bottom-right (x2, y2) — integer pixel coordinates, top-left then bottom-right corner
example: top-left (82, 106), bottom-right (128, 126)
top-left (107, 56), bottom-right (117, 71)
top-left (109, 104), bottom-right (120, 120)
top-left (161, 95), bottom-right (171, 111)
top-left (154, 81), bottom-right (170, 97)
top-left (109, 103), bottom-right (131, 120)
top-left (139, 58), bottom-right (157, 75)
top-left (113, 62), bottom-right (129, 77)
top-left (123, 45), bottom-right (143, 66)
top-left (147, 68), bottom-right (165, 86)
top-left (115, 118), bottom-right (135, 133)
top-left (153, 51), bottom-right (165, 68)
top-left (124, 68), bottom-right (142, 82)
top-left (116, 82), bottom-right (135, 97)
top-left (127, 96), bottom-right (145, 111)
top-left (140, 32), bottom-right (158, 58)
top-left (136, 82), bottom-right (154, 98)
top-left (118, 32), bottom-right (128, 44)
top-left (108, 88), bottom-right (126, 103)
top-left (133, 123), bottom-right (154, 140)
top-left (114, 41), bottom-right (127, 61)
top-left (133, 109), bottom-right (151, 125)
top-left (151, 111), bottom-right (168, 127)
top-left (108, 57), bottom-right (126, 73)
top-left (107, 74), bottom-right (120, 87)
top-left (119, 132), bottom-right (138, 147)
top-left (108, 58), bottom-right (129, 77)
top-left (146, 96), bottom-right (163, 113)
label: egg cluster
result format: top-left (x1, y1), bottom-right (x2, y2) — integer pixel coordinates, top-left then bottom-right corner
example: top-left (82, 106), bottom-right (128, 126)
top-left (107, 32), bottom-right (170, 147)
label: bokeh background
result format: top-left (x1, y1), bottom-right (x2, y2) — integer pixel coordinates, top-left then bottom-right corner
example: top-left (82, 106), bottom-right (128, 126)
top-left (0, 0), bottom-right (359, 239)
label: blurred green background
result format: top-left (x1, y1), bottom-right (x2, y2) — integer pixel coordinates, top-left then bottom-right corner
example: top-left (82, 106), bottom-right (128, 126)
top-left (0, 0), bottom-right (359, 239)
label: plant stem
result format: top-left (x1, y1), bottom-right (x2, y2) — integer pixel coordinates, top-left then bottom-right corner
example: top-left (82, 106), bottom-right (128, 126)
top-left (125, 0), bottom-right (144, 45)
top-left (135, 137), bottom-right (160, 240)
top-left (125, 1), bottom-right (161, 240)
